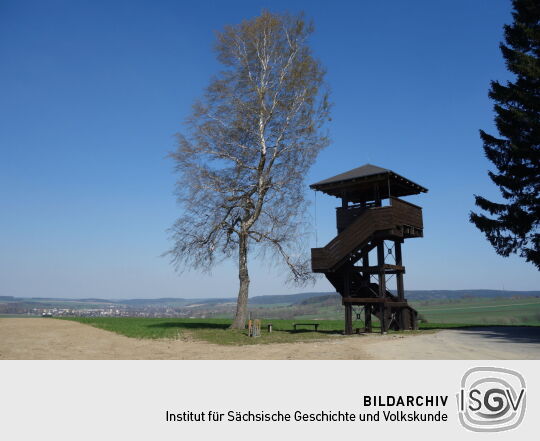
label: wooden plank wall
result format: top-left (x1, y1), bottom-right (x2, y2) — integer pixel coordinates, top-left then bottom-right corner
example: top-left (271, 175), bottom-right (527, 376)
top-left (311, 198), bottom-right (423, 271)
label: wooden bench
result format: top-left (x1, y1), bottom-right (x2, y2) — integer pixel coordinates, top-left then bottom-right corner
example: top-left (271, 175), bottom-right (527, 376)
top-left (293, 323), bottom-right (320, 332)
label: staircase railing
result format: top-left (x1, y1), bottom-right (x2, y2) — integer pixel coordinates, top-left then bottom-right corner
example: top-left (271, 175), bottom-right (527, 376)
top-left (311, 197), bottom-right (423, 272)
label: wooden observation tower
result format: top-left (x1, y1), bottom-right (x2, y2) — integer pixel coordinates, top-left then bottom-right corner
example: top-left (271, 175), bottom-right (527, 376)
top-left (310, 164), bottom-right (428, 335)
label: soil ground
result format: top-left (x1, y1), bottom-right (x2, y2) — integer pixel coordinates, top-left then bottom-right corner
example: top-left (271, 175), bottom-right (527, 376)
top-left (1, 318), bottom-right (539, 360)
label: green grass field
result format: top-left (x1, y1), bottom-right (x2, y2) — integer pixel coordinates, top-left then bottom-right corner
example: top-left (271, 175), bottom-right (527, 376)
top-left (259, 297), bottom-right (540, 323)
top-left (58, 297), bottom-right (540, 345)
top-left (415, 298), bottom-right (540, 325)
top-left (61, 317), bottom-right (537, 346)
top-left (61, 317), bottom-right (352, 345)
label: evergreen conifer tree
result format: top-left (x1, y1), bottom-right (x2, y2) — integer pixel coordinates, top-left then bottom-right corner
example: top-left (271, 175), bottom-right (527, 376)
top-left (470, 0), bottom-right (540, 269)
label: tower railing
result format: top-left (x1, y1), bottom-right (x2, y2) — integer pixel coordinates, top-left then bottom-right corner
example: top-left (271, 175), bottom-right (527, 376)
top-left (312, 197), bottom-right (423, 272)
top-left (388, 197), bottom-right (423, 230)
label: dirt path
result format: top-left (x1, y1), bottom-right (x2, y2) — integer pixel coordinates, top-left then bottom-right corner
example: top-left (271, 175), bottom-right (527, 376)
top-left (1, 319), bottom-right (539, 360)
top-left (362, 326), bottom-right (540, 359)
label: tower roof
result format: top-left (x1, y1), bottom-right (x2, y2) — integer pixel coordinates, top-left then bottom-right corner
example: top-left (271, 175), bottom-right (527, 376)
top-left (310, 164), bottom-right (428, 202)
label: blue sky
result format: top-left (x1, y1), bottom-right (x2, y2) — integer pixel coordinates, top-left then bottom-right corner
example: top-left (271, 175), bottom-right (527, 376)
top-left (1, 0), bottom-right (538, 299)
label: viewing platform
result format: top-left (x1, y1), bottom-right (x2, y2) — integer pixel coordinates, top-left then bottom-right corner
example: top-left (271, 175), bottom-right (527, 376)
top-left (309, 164), bottom-right (428, 334)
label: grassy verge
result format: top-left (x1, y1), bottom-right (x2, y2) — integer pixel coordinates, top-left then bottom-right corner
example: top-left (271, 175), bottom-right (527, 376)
top-left (415, 299), bottom-right (540, 326)
top-left (60, 318), bottom-right (349, 345)
top-left (59, 317), bottom-right (538, 345)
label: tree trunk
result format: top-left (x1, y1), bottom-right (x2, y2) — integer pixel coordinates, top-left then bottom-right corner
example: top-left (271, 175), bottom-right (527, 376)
top-left (230, 232), bottom-right (250, 329)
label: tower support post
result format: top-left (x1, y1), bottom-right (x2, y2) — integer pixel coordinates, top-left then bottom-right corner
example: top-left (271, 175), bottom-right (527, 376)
top-left (365, 304), bottom-right (372, 332)
top-left (395, 240), bottom-right (405, 301)
top-left (377, 241), bottom-right (387, 333)
top-left (343, 267), bottom-right (353, 335)
top-left (345, 303), bottom-right (353, 335)
top-left (395, 239), bottom-right (406, 329)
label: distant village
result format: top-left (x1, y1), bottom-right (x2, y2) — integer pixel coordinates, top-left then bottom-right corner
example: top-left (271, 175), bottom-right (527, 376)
top-left (0, 294), bottom-right (337, 320)
top-left (0, 301), bottom-right (225, 319)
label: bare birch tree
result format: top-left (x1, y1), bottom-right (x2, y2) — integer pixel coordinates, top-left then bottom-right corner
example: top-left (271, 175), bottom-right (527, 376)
top-left (168, 11), bottom-right (330, 329)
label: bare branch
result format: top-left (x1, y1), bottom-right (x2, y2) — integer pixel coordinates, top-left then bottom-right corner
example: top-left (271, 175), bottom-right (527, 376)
top-left (167, 11), bottom-right (330, 326)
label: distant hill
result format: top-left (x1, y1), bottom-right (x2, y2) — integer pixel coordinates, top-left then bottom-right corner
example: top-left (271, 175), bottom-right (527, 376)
top-left (115, 292), bottom-right (330, 306)
top-left (118, 298), bottom-right (193, 306)
top-left (253, 289), bottom-right (540, 305)
top-left (250, 292), bottom-right (330, 305)
top-left (404, 290), bottom-right (540, 300)
top-left (298, 294), bottom-right (339, 305)
top-left (1, 290), bottom-right (538, 308)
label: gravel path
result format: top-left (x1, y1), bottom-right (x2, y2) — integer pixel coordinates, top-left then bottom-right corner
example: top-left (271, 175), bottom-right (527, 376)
top-left (362, 326), bottom-right (540, 360)
top-left (1, 318), bottom-right (539, 360)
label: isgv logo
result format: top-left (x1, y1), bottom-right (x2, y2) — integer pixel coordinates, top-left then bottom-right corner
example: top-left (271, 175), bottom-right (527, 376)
top-left (457, 367), bottom-right (526, 432)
